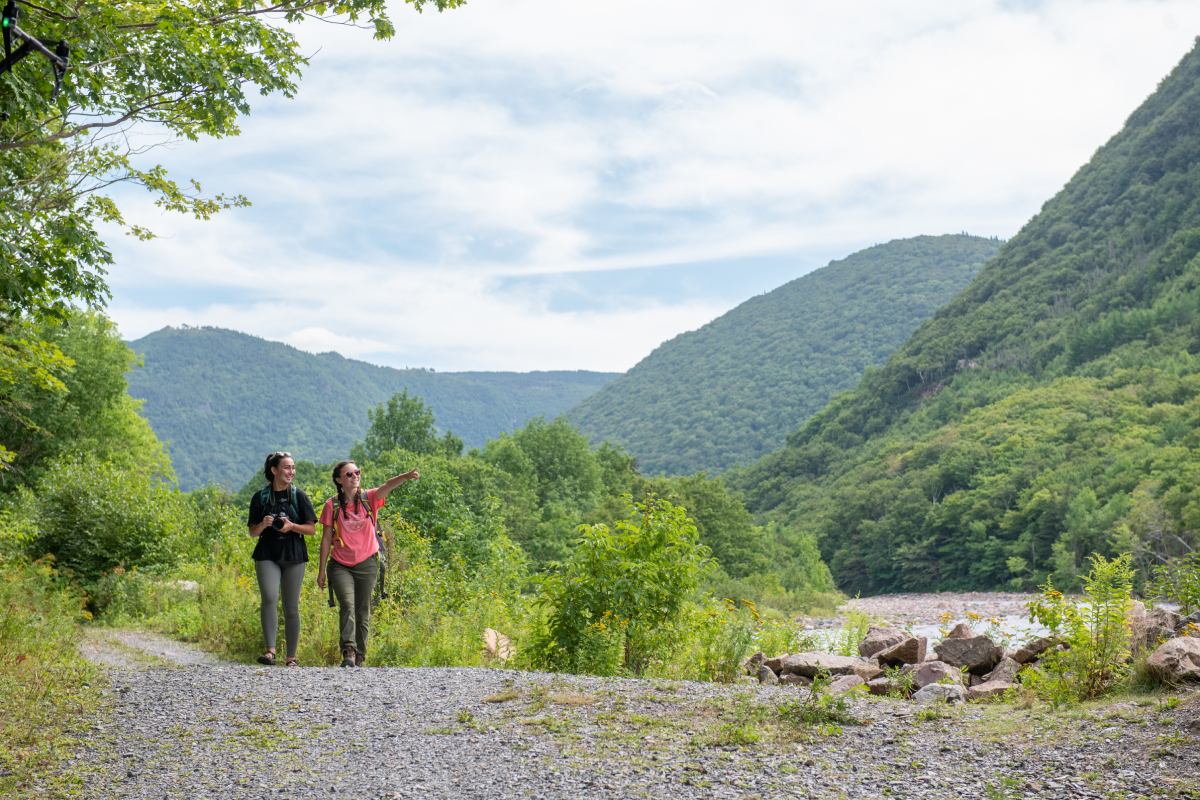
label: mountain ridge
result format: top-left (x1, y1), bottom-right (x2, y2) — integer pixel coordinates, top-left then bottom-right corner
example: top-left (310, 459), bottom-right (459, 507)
top-left (125, 326), bottom-right (618, 490)
top-left (568, 234), bottom-right (1003, 476)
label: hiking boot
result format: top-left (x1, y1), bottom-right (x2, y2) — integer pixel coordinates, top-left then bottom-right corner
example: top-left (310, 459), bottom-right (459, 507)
top-left (340, 646), bottom-right (357, 668)
top-left (355, 653), bottom-right (365, 668)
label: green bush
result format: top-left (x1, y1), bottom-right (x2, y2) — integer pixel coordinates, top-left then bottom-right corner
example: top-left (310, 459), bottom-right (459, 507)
top-left (9, 456), bottom-right (195, 586)
top-left (533, 493), bottom-right (715, 674)
top-left (1026, 554), bottom-right (1136, 705)
top-left (1146, 553), bottom-right (1200, 615)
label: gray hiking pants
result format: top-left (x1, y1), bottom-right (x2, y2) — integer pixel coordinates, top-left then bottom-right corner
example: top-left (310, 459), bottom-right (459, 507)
top-left (255, 560), bottom-right (306, 659)
top-left (328, 554), bottom-right (378, 659)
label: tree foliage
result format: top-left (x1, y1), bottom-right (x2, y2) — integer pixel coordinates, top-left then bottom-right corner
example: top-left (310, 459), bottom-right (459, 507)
top-left (0, 311), bottom-right (170, 488)
top-left (729, 41), bottom-right (1200, 596)
top-left (570, 234), bottom-right (1000, 476)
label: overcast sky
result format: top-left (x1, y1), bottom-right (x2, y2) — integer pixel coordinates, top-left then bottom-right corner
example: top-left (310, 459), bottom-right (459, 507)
top-left (102, 0), bottom-right (1200, 373)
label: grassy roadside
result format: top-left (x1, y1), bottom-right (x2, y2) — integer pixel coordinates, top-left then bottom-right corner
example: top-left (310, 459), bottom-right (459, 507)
top-left (0, 554), bottom-right (107, 798)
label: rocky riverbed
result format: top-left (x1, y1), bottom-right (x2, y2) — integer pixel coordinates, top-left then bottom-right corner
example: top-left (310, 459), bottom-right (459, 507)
top-left (46, 619), bottom-right (1199, 800)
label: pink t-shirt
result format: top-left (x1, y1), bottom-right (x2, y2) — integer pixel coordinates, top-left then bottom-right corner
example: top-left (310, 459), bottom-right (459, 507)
top-left (319, 489), bottom-right (385, 567)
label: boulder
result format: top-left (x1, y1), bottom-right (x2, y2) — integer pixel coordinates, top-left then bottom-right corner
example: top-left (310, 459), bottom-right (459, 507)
top-left (483, 628), bottom-right (513, 662)
top-left (1147, 606), bottom-right (1183, 632)
top-left (757, 664), bottom-right (779, 685)
top-left (780, 652), bottom-right (866, 678)
top-left (983, 657), bottom-right (1021, 685)
top-left (898, 660), bottom-right (962, 690)
top-left (1175, 611), bottom-right (1200, 638)
top-left (967, 681), bottom-right (1014, 702)
top-left (934, 635), bottom-right (1004, 674)
top-left (1142, 625), bottom-right (1176, 650)
top-left (780, 673), bottom-right (812, 686)
top-left (944, 622), bottom-right (975, 641)
top-left (1147, 637), bottom-right (1200, 682)
top-left (763, 653), bottom-right (789, 675)
top-left (1011, 637), bottom-right (1055, 664)
top-left (853, 659), bottom-right (885, 682)
top-left (912, 684), bottom-right (966, 704)
top-left (828, 675), bottom-right (865, 695)
top-left (743, 651), bottom-right (765, 676)
top-left (877, 636), bottom-right (927, 666)
top-left (866, 677), bottom-right (892, 697)
top-left (858, 626), bottom-right (910, 659)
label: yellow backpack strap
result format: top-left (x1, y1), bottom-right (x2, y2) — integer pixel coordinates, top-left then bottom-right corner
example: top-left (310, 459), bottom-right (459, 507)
top-left (332, 500), bottom-right (347, 548)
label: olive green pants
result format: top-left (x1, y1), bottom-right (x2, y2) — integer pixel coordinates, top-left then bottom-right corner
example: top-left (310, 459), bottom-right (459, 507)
top-left (327, 554), bottom-right (378, 658)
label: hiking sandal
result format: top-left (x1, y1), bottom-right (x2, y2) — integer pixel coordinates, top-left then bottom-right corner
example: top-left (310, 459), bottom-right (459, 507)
top-left (285, 658), bottom-right (299, 668)
top-left (257, 649), bottom-right (276, 666)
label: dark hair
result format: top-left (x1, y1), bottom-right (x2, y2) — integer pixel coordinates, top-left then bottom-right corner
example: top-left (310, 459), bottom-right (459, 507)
top-left (263, 451), bottom-right (292, 484)
top-left (331, 460), bottom-right (362, 515)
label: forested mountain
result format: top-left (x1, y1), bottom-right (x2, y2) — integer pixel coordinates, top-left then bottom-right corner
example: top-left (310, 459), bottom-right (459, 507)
top-left (125, 327), bottom-right (617, 490)
top-left (728, 43), bottom-right (1200, 596)
top-left (568, 235), bottom-right (1001, 476)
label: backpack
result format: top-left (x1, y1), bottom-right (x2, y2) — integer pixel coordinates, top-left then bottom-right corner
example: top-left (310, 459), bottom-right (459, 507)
top-left (258, 484), bottom-right (299, 525)
top-left (327, 494), bottom-right (388, 608)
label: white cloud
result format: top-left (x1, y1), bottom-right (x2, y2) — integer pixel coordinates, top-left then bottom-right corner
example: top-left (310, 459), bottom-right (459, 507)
top-left (103, 0), bottom-right (1200, 371)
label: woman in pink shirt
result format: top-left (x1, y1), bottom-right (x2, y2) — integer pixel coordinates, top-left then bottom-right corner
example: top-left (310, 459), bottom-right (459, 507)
top-left (316, 460), bottom-right (418, 667)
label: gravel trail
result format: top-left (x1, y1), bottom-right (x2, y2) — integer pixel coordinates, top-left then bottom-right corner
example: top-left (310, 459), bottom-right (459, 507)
top-left (62, 624), bottom-right (1200, 800)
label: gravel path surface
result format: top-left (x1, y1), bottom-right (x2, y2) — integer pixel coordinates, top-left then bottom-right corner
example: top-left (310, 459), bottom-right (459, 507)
top-left (61, 630), bottom-right (1200, 800)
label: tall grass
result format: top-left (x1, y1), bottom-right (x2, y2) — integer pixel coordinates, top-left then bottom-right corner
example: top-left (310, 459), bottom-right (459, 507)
top-left (0, 552), bottom-right (103, 796)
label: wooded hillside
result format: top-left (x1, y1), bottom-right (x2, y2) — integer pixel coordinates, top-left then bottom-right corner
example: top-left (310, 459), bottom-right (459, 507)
top-left (569, 235), bottom-right (1001, 476)
top-left (125, 327), bottom-right (617, 489)
top-left (728, 43), bottom-right (1200, 597)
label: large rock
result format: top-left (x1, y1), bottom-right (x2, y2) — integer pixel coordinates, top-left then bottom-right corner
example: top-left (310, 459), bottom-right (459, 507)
top-left (1147, 606), bottom-right (1183, 631)
top-left (967, 681), bottom-right (1014, 702)
top-left (912, 684), bottom-right (965, 704)
top-left (944, 622), bottom-right (975, 640)
top-left (1136, 607), bottom-right (1183, 651)
top-left (1147, 637), bottom-right (1200, 682)
top-left (757, 664), bottom-right (779, 685)
top-left (899, 660), bottom-right (962, 690)
top-left (780, 652), bottom-right (866, 678)
top-left (1177, 612), bottom-right (1200, 638)
top-left (743, 651), bottom-right (765, 676)
top-left (877, 636), bottom-right (927, 666)
top-left (828, 675), bottom-right (865, 695)
top-left (983, 657), bottom-right (1021, 685)
top-left (866, 677), bottom-right (893, 696)
top-left (483, 628), bottom-right (513, 662)
top-left (1011, 636), bottom-right (1055, 664)
top-left (934, 635), bottom-right (1004, 674)
top-left (858, 626), bottom-right (910, 659)
top-left (763, 653), bottom-right (789, 675)
top-left (853, 659), bottom-right (885, 682)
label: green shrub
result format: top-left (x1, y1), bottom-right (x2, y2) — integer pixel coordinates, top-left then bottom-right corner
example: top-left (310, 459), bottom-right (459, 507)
top-left (1026, 553), bottom-right (1136, 705)
top-left (9, 455), bottom-right (194, 586)
top-left (533, 493), bottom-right (714, 674)
top-left (828, 608), bottom-right (877, 657)
top-left (1146, 553), bottom-right (1200, 615)
top-left (693, 599), bottom-right (759, 683)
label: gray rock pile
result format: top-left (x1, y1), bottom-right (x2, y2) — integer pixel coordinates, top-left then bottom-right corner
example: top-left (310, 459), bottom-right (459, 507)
top-left (743, 605), bottom-right (1200, 702)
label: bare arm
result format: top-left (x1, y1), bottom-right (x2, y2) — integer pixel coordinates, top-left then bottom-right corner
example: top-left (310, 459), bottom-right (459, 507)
top-left (371, 469), bottom-right (419, 502)
top-left (316, 524), bottom-right (333, 590)
top-left (248, 517), bottom-right (273, 538)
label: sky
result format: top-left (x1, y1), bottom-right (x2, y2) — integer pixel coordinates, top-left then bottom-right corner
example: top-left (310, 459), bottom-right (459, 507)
top-left (102, 0), bottom-right (1200, 373)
